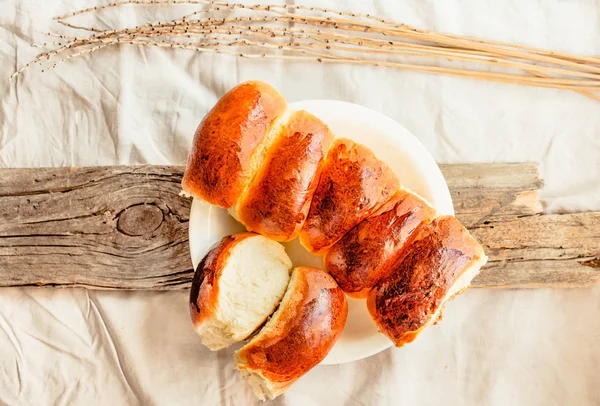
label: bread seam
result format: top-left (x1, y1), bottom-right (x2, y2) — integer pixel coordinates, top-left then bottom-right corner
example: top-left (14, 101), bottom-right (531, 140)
top-left (228, 108), bottom-right (292, 222)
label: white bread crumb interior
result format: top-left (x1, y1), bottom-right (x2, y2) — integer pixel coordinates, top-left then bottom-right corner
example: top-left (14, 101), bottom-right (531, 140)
top-left (194, 235), bottom-right (292, 350)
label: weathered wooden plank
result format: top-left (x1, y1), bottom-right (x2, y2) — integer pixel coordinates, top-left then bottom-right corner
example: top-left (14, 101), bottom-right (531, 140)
top-left (473, 259), bottom-right (600, 289)
top-left (441, 162), bottom-right (544, 227)
top-left (470, 212), bottom-right (600, 288)
top-left (0, 166), bottom-right (192, 289)
top-left (0, 164), bottom-right (598, 290)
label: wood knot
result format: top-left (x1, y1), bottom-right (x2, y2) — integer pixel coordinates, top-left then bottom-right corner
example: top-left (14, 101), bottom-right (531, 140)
top-left (116, 204), bottom-right (164, 236)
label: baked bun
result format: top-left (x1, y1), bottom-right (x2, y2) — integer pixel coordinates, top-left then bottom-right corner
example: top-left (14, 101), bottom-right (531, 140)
top-left (233, 110), bottom-right (334, 241)
top-left (326, 190), bottom-right (437, 298)
top-left (189, 232), bottom-right (292, 351)
top-left (367, 216), bottom-right (487, 347)
top-left (235, 267), bottom-right (348, 400)
top-left (299, 138), bottom-right (400, 255)
top-left (182, 81), bottom-right (288, 208)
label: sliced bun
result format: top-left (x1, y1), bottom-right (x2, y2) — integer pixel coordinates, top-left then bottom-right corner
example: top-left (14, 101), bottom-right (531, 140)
top-left (367, 216), bottom-right (487, 347)
top-left (189, 233), bottom-right (292, 351)
top-left (235, 267), bottom-right (348, 400)
top-left (182, 81), bottom-right (288, 208)
top-left (234, 110), bottom-right (334, 241)
top-left (299, 138), bottom-right (400, 255)
top-left (326, 190), bottom-right (437, 298)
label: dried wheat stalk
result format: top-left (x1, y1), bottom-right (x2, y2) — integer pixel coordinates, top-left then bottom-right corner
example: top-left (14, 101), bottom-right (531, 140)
top-left (9, 0), bottom-right (600, 101)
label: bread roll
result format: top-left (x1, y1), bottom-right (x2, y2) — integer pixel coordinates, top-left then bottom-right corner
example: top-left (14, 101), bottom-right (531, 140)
top-left (235, 267), bottom-right (348, 400)
top-left (189, 232), bottom-right (292, 351)
top-left (325, 190), bottom-right (436, 298)
top-left (367, 216), bottom-right (487, 347)
top-left (299, 138), bottom-right (400, 255)
top-left (232, 110), bottom-right (334, 241)
top-left (182, 81), bottom-right (288, 208)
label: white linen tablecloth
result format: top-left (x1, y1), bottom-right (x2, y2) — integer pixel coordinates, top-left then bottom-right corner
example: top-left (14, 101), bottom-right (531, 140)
top-left (1, 1), bottom-right (599, 405)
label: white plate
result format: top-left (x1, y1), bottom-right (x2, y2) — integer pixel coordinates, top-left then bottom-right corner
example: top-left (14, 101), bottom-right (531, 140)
top-left (188, 100), bottom-right (454, 365)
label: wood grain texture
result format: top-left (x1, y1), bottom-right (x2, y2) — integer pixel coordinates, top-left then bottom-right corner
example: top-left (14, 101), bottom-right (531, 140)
top-left (0, 166), bottom-right (191, 289)
top-left (0, 163), bottom-right (598, 290)
top-left (441, 162), bottom-right (544, 227)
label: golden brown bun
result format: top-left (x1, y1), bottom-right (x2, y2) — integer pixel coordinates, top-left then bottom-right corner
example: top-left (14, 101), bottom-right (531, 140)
top-left (189, 232), bottom-right (292, 350)
top-left (235, 110), bottom-right (334, 241)
top-left (367, 216), bottom-right (487, 347)
top-left (299, 138), bottom-right (400, 255)
top-left (235, 267), bottom-right (348, 400)
top-left (325, 190), bottom-right (436, 298)
top-left (182, 81), bottom-right (287, 208)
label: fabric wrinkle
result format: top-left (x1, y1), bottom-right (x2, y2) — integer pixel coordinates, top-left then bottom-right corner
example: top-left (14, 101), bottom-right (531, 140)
top-left (87, 297), bottom-right (144, 405)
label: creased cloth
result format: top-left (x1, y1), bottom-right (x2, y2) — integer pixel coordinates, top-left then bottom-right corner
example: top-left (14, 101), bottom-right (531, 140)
top-left (1, 1), bottom-right (600, 405)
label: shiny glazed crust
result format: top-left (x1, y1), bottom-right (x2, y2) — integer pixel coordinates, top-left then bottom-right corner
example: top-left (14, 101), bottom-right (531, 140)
top-left (189, 233), bottom-right (255, 325)
top-left (235, 267), bottom-right (348, 399)
top-left (236, 110), bottom-right (334, 241)
top-left (367, 216), bottom-right (486, 347)
top-left (299, 138), bottom-right (400, 255)
top-left (182, 81), bottom-right (287, 208)
top-left (325, 190), bottom-right (436, 298)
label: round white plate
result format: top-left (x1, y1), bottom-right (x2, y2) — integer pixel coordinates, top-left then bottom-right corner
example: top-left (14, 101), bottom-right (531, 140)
top-left (189, 100), bottom-right (454, 365)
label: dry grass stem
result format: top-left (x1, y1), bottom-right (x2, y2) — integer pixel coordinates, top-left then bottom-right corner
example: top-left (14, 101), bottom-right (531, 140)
top-left (8, 0), bottom-right (599, 101)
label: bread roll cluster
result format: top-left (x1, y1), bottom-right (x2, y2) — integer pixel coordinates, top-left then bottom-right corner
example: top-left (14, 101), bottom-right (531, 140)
top-left (183, 81), bottom-right (487, 400)
top-left (190, 233), bottom-right (346, 400)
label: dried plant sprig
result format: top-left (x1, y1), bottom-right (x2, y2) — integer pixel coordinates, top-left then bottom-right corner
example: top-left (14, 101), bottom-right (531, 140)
top-left (53, 0), bottom-right (600, 67)
top-left (43, 14), bottom-right (600, 82)
top-left (9, 0), bottom-right (600, 102)
top-left (40, 34), bottom-right (600, 91)
top-left (45, 17), bottom-right (600, 86)
top-left (56, 19), bottom-right (104, 33)
top-left (33, 25), bottom-right (600, 87)
top-left (120, 22), bottom-right (600, 81)
top-left (119, 1), bottom-right (600, 66)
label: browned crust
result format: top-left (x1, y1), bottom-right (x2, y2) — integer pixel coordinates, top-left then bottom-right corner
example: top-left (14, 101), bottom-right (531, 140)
top-left (367, 216), bottom-right (485, 347)
top-left (325, 190), bottom-right (436, 298)
top-left (237, 111), bottom-right (334, 241)
top-left (182, 81), bottom-right (287, 208)
top-left (237, 267), bottom-right (348, 391)
top-left (299, 138), bottom-right (400, 255)
top-left (189, 232), bottom-right (256, 325)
